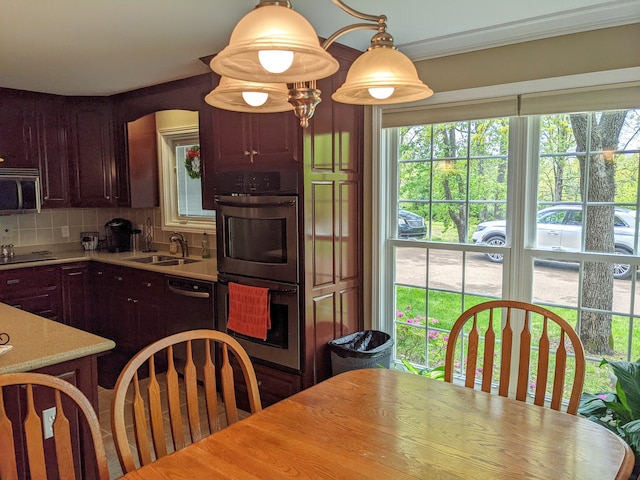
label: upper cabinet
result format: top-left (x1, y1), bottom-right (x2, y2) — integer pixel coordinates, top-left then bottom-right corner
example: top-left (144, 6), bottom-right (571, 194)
top-left (35, 96), bottom-right (70, 208)
top-left (126, 114), bottom-right (159, 208)
top-left (209, 109), bottom-right (300, 171)
top-left (0, 90), bottom-right (36, 168)
top-left (67, 98), bottom-right (119, 207)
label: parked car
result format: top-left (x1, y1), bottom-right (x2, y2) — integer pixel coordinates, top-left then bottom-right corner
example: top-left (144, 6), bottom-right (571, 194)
top-left (472, 204), bottom-right (638, 279)
top-left (398, 208), bottom-right (427, 239)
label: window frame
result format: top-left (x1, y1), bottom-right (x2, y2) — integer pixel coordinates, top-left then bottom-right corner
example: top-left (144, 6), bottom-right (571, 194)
top-left (157, 125), bottom-right (216, 234)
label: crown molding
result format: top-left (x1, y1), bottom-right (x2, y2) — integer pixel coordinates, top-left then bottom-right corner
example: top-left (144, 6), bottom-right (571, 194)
top-left (399, 1), bottom-right (640, 61)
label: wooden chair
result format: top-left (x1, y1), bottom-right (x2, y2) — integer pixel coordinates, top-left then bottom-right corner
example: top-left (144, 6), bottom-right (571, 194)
top-left (444, 300), bottom-right (586, 414)
top-left (111, 329), bottom-right (262, 474)
top-left (0, 372), bottom-right (110, 479)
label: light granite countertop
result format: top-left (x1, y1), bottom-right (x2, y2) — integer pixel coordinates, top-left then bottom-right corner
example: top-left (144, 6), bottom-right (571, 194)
top-left (0, 303), bottom-right (116, 374)
top-left (0, 249), bottom-right (218, 282)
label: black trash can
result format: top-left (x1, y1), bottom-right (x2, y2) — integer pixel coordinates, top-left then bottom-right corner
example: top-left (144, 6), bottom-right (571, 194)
top-left (328, 330), bottom-right (394, 375)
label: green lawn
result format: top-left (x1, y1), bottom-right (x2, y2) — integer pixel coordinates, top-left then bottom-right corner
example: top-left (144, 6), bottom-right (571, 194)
top-left (395, 286), bottom-right (635, 395)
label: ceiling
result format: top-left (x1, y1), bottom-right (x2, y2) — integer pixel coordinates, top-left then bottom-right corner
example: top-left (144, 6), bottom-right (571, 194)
top-left (1, 0), bottom-right (637, 96)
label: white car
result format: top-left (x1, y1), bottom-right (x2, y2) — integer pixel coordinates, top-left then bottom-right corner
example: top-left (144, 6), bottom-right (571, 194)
top-left (472, 205), bottom-right (638, 279)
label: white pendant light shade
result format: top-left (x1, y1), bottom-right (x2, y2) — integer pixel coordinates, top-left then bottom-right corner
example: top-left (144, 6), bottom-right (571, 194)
top-left (210, 4), bottom-right (339, 84)
top-left (205, 77), bottom-right (293, 113)
top-left (332, 47), bottom-right (433, 105)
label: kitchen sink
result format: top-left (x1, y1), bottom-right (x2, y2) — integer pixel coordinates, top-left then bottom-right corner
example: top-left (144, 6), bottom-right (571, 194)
top-left (126, 255), bottom-right (177, 264)
top-left (154, 258), bottom-right (200, 266)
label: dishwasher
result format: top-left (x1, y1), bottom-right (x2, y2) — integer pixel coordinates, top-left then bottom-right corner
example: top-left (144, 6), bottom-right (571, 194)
top-left (165, 275), bottom-right (216, 380)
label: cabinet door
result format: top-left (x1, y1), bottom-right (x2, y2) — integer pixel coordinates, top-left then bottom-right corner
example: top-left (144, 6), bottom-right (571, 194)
top-left (0, 92), bottom-right (36, 168)
top-left (250, 112), bottom-right (299, 167)
top-left (67, 99), bottom-right (118, 207)
top-left (210, 109), bottom-right (300, 171)
top-left (36, 97), bottom-right (70, 208)
top-left (126, 114), bottom-right (159, 208)
top-left (212, 109), bottom-right (250, 167)
top-left (130, 269), bottom-right (165, 350)
top-left (108, 269), bottom-right (137, 353)
top-left (89, 263), bottom-right (114, 340)
top-left (61, 263), bottom-right (90, 330)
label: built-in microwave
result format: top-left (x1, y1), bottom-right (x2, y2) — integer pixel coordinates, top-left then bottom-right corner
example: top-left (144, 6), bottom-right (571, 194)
top-left (0, 168), bottom-right (41, 214)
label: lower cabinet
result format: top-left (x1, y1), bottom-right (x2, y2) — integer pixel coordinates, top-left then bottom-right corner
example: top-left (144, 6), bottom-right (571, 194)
top-left (5, 355), bottom-right (101, 479)
top-left (0, 265), bottom-right (61, 320)
top-left (88, 264), bottom-right (166, 388)
top-left (60, 263), bottom-right (90, 330)
top-left (230, 356), bottom-right (301, 411)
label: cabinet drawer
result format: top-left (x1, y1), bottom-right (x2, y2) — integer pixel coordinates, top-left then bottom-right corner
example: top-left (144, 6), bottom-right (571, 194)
top-left (0, 266), bottom-right (60, 299)
top-left (4, 287), bottom-right (60, 320)
top-left (231, 357), bottom-right (301, 409)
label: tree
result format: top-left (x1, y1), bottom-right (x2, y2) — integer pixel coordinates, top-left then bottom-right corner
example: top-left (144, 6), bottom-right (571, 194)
top-left (570, 111), bottom-right (627, 355)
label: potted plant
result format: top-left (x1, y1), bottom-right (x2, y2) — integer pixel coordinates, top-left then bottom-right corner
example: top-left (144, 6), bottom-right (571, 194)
top-left (578, 358), bottom-right (640, 479)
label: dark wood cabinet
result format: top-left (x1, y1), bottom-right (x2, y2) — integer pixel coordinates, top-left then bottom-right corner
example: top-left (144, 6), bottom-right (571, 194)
top-left (89, 264), bottom-right (166, 388)
top-left (0, 90), bottom-right (36, 168)
top-left (60, 263), bottom-right (90, 330)
top-left (300, 44), bottom-right (364, 387)
top-left (35, 96), bottom-right (71, 208)
top-left (89, 265), bottom-right (165, 354)
top-left (7, 355), bottom-right (101, 480)
top-left (89, 263), bottom-right (115, 340)
top-left (0, 266), bottom-right (61, 321)
top-left (67, 98), bottom-right (118, 207)
top-left (126, 113), bottom-right (159, 208)
top-left (129, 269), bottom-right (166, 350)
top-left (229, 356), bottom-right (302, 411)
top-left (209, 109), bottom-right (300, 170)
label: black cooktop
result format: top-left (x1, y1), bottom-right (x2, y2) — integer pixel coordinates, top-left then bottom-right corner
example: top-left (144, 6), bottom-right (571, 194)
top-left (1, 251), bottom-right (57, 265)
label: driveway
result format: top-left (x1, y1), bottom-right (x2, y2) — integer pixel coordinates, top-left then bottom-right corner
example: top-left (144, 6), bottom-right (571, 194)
top-left (395, 248), bottom-right (640, 313)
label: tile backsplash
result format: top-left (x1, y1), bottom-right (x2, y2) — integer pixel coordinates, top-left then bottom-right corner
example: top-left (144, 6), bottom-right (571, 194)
top-left (0, 207), bottom-right (208, 255)
top-left (0, 208), bottom-right (156, 252)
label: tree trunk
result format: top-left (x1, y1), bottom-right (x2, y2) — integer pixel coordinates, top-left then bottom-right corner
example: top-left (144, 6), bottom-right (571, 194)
top-left (570, 111), bottom-right (627, 355)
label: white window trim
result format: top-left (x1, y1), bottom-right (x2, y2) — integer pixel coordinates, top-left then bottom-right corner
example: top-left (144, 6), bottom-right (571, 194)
top-left (157, 126), bottom-right (216, 234)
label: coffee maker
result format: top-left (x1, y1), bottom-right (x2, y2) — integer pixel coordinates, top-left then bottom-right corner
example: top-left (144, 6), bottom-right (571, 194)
top-left (105, 218), bottom-right (133, 252)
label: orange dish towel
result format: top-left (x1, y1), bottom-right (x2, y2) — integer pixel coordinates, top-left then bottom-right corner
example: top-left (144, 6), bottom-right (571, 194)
top-left (227, 282), bottom-right (271, 340)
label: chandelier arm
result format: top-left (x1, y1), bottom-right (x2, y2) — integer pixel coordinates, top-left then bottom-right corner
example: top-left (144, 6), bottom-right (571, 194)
top-left (331, 0), bottom-right (382, 24)
top-left (322, 23), bottom-right (379, 51)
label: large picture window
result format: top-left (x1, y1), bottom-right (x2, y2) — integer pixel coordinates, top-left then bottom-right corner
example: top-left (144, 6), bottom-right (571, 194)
top-left (384, 107), bottom-right (640, 398)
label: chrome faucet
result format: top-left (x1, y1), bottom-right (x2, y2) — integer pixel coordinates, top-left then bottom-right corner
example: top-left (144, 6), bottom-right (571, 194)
top-left (170, 232), bottom-right (189, 258)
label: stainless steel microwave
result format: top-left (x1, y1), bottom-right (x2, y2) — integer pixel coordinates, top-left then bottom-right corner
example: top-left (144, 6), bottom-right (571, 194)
top-left (0, 168), bottom-right (41, 214)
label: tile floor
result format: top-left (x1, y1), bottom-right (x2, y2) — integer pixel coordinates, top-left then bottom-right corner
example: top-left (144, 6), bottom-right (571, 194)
top-left (97, 386), bottom-right (127, 479)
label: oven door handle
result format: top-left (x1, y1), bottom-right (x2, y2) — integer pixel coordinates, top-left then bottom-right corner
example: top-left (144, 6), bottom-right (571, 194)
top-left (218, 279), bottom-right (297, 294)
top-left (215, 198), bottom-right (296, 208)
top-left (168, 285), bottom-right (211, 299)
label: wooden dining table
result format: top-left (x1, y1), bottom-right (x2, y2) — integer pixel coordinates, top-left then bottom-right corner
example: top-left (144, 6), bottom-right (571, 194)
top-left (119, 368), bottom-right (634, 480)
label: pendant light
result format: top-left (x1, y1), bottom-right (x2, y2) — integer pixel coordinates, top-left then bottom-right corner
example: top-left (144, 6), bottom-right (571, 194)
top-left (332, 31), bottom-right (433, 105)
top-left (210, 1), bottom-right (339, 84)
top-left (204, 76), bottom-right (292, 113)
top-left (208, 0), bottom-right (433, 128)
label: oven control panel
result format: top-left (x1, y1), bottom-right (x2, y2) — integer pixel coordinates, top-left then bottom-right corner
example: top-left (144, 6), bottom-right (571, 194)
top-left (213, 171), bottom-right (298, 195)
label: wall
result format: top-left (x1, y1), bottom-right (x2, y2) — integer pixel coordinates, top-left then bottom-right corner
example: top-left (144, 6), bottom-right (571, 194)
top-left (412, 23), bottom-right (639, 94)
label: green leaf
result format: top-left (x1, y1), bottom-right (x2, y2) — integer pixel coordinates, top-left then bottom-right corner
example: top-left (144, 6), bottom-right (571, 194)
top-left (603, 359), bottom-right (640, 420)
top-left (578, 393), bottom-right (610, 417)
top-left (619, 419), bottom-right (640, 455)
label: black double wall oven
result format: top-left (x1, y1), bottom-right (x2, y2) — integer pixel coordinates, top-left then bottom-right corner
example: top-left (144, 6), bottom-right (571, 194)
top-left (214, 171), bottom-right (300, 371)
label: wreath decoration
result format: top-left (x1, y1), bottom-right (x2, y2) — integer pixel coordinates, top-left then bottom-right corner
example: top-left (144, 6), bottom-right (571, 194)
top-left (185, 145), bottom-right (201, 179)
